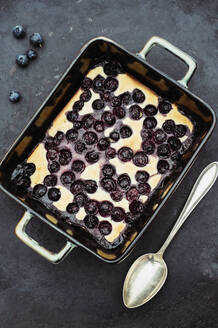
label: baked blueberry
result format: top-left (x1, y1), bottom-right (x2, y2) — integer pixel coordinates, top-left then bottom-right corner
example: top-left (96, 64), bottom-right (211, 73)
top-left (70, 180), bottom-right (85, 194)
top-left (103, 60), bottom-right (123, 76)
top-left (168, 136), bottom-right (182, 151)
top-left (100, 177), bottom-right (116, 192)
top-left (157, 143), bottom-right (171, 159)
top-left (120, 125), bottom-right (132, 138)
top-left (135, 170), bottom-right (149, 183)
top-left (174, 124), bottom-right (187, 138)
top-left (110, 96), bottom-right (121, 107)
top-left (29, 33), bottom-right (44, 47)
top-left (120, 91), bottom-right (131, 105)
top-left (92, 75), bottom-right (105, 93)
top-left (138, 183), bottom-right (151, 195)
top-left (9, 90), bottom-right (21, 103)
top-left (113, 106), bottom-right (126, 119)
top-left (32, 184), bottom-right (47, 198)
top-left (157, 160), bottom-right (170, 174)
top-left (126, 187), bottom-right (139, 201)
top-left (48, 161), bottom-right (60, 173)
top-left (143, 117), bottom-right (157, 129)
top-left (44, 174), bottom-right (57, 187)
top-left (16, 54), bottom-right (29, 67)
top-left (102, 164), bottom-right (115, 177)
top-left (71, 160), bottom-right (85, 173)
top-left (14, 176), bottom-right (31, 189)
top-left (26, 49), bottom-right (37, 60)
top-left (83, 131), bottom-right (98, 145)
top-left (23, 163), bottom-right (36, 176)
top-left (118, 147), bottom-right (133, 162)
top-left (99, 221), bottom-right (112, 235)
top-left (45, 136), bottom-right (55, 150)
top-left (54, 131), bottom-right (64, 146)
top-left (162, 119), bottom-right (175, 134)
top-left (132, 89), bottom-right (145, 103)
top-left (84, 214), bottom-right (99, 229)
top-left (74, 192), bottom-right (87, 207)
top-left (133, 151), bottom-right (148, 167)
top-left (74, 140), bottom-right (86, 154)
top-left (101, 111), bottom-right (116, 126)
top-left (110, 190), bottom-right (123, 202)
top-left (158, 99), bottom-right (172, 114)
top-left (154, 129), bottom-right (167, 144)
top-left (141, 129), bottom-right (153, 141)
top-left (66, 128), bottom-right (78, 142)
top-left (118, 174), bottom-right (131, 190)
top-left (85, 180), bottom-right (98, 194)
top-left (66, 202), bottom-right (79, 214)
top-left (60, 171), bottom-right (75, 185)
top-left (111, 207), bottom-right (125, 222)
top-left (81, 77), bottom-right (92, 90)
top-left (105, 147), bottom-right (116, 159)
top-left (109, 131), bottom-right (120, 142)
top-left (73, 100), bottom-right (84, 111)
top-left (99, 201), bottom-right (113, 217)
top-left (48, 187), bottom-right (61, 201)
top-left (12, 25), bottom-right (26, 38)
top-left (171, 151), bottom-right (182, 162)
top-left (84, 200), bottom-right (99, 215)
top-left (85, 151), bottom-right (100, 163)
top-left (46, 149), bottom-right (58, 161)
top-left (66, 110), bottom-right (78, 122)
top-left (80, 89), bottom-right (92, 102)
top-left (73, 121), bottom-right (83, 130)
top-left (59, 149), bottom-right (72, 165)
top-left (92, 99), bottom-right (105, 110)
top-left (97, 137), bottom-right (110, 151)
top-left (125, 212), bottom-right (139, 225)
top-left (142, 141), bottom-right (155, 155)
top-left (129, 105), bottom-right (142, 120)
top-left (104, 77), bottom-right (118, 91)
top-left (82, 114), bottom-right (94, 129)
top-left (100, 91), bottom-right (111, 102)
top-left (129, 200), bottom-right (144, 214)
top-left (144, 104), bottom-right (158, 116)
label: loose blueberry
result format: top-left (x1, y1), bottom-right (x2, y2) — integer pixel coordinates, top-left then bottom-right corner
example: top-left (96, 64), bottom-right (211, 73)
top-left (45, 136), bottom-right (55, 150)
top-left (113, 106), bottom-right (126, 119)
top-left (120, 125), bottom-right (132, 138)
top-left (74, 192), bottom-right (87, 207)
top-left (32, 184), bottom-right (47, 198)
top-left (71, 160), bottom-right (85, 173)
top-left (110, 96), bottom-right (121, 107)
top-left (109, 131), bottom-right (120, 142)
top-left (73, 100), bottom-right (84, 111)
top-left (92, 75), bottom-right (105, 93)
top-left (48, 161), bottom-right (60, 173)
top-left (158, 99), bottom-right (172, 114)
top-left (85, 180), bottom-right (98, 194)
top-left (103, 60), bottom-right (123, 77)
top-left (81, 77), bottom-right (92, 90)
top-left (129, 105), bottom-right (142, 120)
top-left (133, 151), bottom-right (148, 167)
top-left (82, 114), bottom-right (94, 129)
top-left (94, 120), bottom-right (105, 132)
top-left (118, 147), bottom-right (133, 162)
top-left (102, 164), bottom-right (115, 177)
top-left (171, 151), bottom-right (182, 162)
top-left (157, 143), bottom-right (171, 159)
top-left (16, 54), bottom-right (29, 67)
top-left (174, 124), bottom-right (187, 138)
top-left (144, 104), bottom-right (158, 116)
top-left (66, 202), bottom-right (79, 214)
top-left (104, 77), bottom-right (118, 91)
top-left (84, 214), bottom-right (99, 229)
top-left (9, 90), bottom-right (21, 103)
top-left (154, 129), bottom-right (167, 144)
top-left (168, 136), bottom-right (182, 151)
top-left (70, 180), bottom-right (85, 194)
top-left (54, 131), bottom-right (64, 146)
top-left (138, 183), bottom-right (151, 195)
top-left (23, 163), bottom-right (36, 176)
top-left (97, 137), bottom-right (110, 151)
top-left (143, 117), bottom-right (157, 129)
top-left (162, 119), bottom-right (175, 134)
top-left (84, 200), bottom-right (99, 215)
top-left (126, 187), bottom-right (139, 201)
top-left (100, 91), bottom-right (111, 102)
top-left (110, 190), bottom-right (123, 202)
top-left (142, 141), bottom-right (155, 155)
top-left (48, 187), bottom-right (61, 201)
top-left (46, 149), bottom-right (58, 161)
top-left (132, 89), bottom-right (145, 103)
top-left (61, 171), bottom-right (75, 185)
top-left (29, 33), bottom-right (44, 47)
top-left (85, 151), bottom-right (100, 163)
top-left (129, 200), bottom-right (144, 214)
top-left (73, 121), bottom-right (83, 130)
top-left (74, 140), bottom-right (86, 154)
top-left (26, 49), bottom-right (38, 60)
top-left (111, 207), bottom-right (125, 222)
top-left (59, 149), bottom-right (72, 165)
top-left (66, 128), bottom-right (78, 142)
top-left (118, 174), bottom-right (131, 190)
top-left (14, 176), bottom-right (31, 189)
top-left (141, 129), bottom-right (153, 141)
top-left (120, 91), bottom-right (131, 105)
top-left (99, 221), bottom-right (112, 235)
top-left (83, 131), bottom-right (98, 145)
top-left (157, 160), bottom-right (170, 174)
top-left (125, 212), bottom-right (139, 225)
top-left (44, 174), bottom-right (57, 187)
top-left (101, 111), bottom-right (116, 126)
top-left (12, 25), bottom-right (26, 39)
top-left (105, 147), bottom-right (116, 159)
top-left (100, 177), bottom-right (116, 192)
top-left (99, 201), bottom-right (113, 217)
top-left (67, 110), bottom-right (78, 122)
top-left (135, 170), bottom-right (149, 183)
top-left (92, 99), bottom-right (105, 110)
top-left (80, 89), bottom-right (92, 102)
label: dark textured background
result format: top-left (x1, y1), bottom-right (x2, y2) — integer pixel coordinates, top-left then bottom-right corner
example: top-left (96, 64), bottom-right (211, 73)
top-left (0, 1), bottom-right (217, 327)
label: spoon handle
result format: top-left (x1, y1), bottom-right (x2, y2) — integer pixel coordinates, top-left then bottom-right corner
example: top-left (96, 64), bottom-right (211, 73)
top-left (158, 162), bottom-right (218, 255)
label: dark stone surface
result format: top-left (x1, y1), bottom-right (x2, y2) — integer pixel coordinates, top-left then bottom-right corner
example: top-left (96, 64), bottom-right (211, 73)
top-left (0, 0), bottom-right (217, 327)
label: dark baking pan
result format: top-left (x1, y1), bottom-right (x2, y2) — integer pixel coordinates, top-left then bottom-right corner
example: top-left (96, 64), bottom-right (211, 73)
top-left (0, 36), bottom-right (216, 264)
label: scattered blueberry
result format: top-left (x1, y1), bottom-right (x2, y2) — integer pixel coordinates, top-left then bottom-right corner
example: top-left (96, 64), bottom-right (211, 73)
top-left (92, 75), bottom-right (105, 93)
top-left (9, 90), bottom-right (21, 103)
top-left (73, 121), bottom-right (83, 130)
top-left (118, 147), bottom-right (133, 162)
top-left (109, 131), bottom-right (120, 142)
top-left (73, 100), bottom-right (84, 111)
top-left (144, 104), bottom-right (158, 116)
top-left (142, 140), bottom-right (155, 155)
top-left (48, 161), bottom-right (60, 173)
top-left (84, 214), bottom-right (99, 229)
top-left (174, 124), bottom-right (187, 138)
top-left (14, 176), bottom-right (31, 189)
top-left (74, 192), bottom-right (87, 207)
top-left (66, 128), bottom-right (78, 142)
top-left (46, 149), bottom-right (58, 161)
top-left (101, 111), bottom-right (116, 126)
top-left (104, 77), bottom-right (118, 91)
top-left (92, 99), bottom-right (105, 110)
top-left (129, 105), bottom-right (142, 120)
top-left (66, 202), bottom-right (79, 214)
top-left (138, 183), bottom-right (151, 195)
top-left (45, 136), bottom-right (55, 150)
top-left (111, 207), bottom-right (125, 222)
top-left (110, 96), bottom-right (121, 107)
top-left (80, 89), bottom-right (92, 102)
top-left (120, 91), bottom-right (131, 105)
top-left (12, 25), bottom-right (26, 39)
top-left (66, 110), bottom-right (78, 122)
top-left (74, 140), bottom-right (86, 154)
top-left (157, 143), bottom-right (171, 159)
top-left (132, 89), bottom-right (145, 103)
top-left (54, 131), bottom-right (64, 146)
top-left (29, 33), bottom-right (44, 47)
top-left (133, 151), bottom-right (148, 167)
top-left (110, 190), bottom-right (123, 202)
top-left (94, 120), bottom-right (105, 132)
top-left (168, 136), bottom-right (182, 151)
top-left (59, 149), bottom-right (72, 165)
top-left (143, 117), bottom-right (157, 129)
top-left (99, 201), bottom-right (113, 217)
top-left (26, 49), bottom-right (38, 60)
top-left (32, 184), bottom-right (47, 198)
top-left (113, 106), bottom-right (126, 119)
top-left (70, 179), bottom-right (85, 194)
top-left (99, 221), bottom-right (112, 235)
top-left (16, 54), bottom-right (29, 67)
top-left (158, 99), bottom-right (172, 114)
top-left (81, 77), bottom-right (92, 90)
top-left (135, 170), bottom-right (149, 183)
top-left (71, 160), bottom-right (85, 173)
top-left (162, 119), bottom-right (175, 134)
top-left (157, 160), bottom-right (170, 174)
top-left (60, 171), bottom-right (75, 185)
top-left (100, 177), bottom-right (117, 192)
top-left (126, 187), bottom-right (139, 201)
top-left (48, 187), bottom-right (61, 201)
top-left (103, 60), bottom-right (123, 77)
top-left (23, 163), bottom-right (36, 176)
top-left (85, 180), bottom-right (98, 194)
top-left (154, 129), bottom-right (167, 144)
top-left (102, 164), bottom-right (115, 177)
top-left (105, 147), bottom-right (116, 159)
top-left (44, 174), bottom-right (57, 187)
top-left (84, 200), bottom-right (99, 215)
top-left (97, 137), bottom-right (110, 151)
top-left (100, 91), bottom-right (111, 102)
top-left (85, 151), bottom-right (100, 164)
top-left (118, 174), bottom-right (131, 190)
top-left (120, 125), bottom-right (132, 138)
top-left (129, 200), bottom-right (144, 214)
top-left (141, 128), bottom-right (153, 141)
top-left (82, 114), bottom-right (94, 129)
top-left (83, 131), bottom-right (98, 145)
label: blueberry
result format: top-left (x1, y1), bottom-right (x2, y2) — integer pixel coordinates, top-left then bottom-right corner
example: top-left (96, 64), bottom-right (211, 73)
top-left (29, 33), bottom-right (44, 47)
top-left (111, 207), bottom-right (125, 222)
top-left (97, 137), bottom-right (110, 151)
top-left (157, 160), bottom-right (170, 174)
top-left (67, 110), bottom-right (78, 122)
top-left (118, 174), bottom-right (131, 190)
top-left (162, 119), bottom-right (175, 134)
top-left (23, 163), bottom-right (36, 176)
top-left (70, 180), bottom-right (85, 194)
top-left (120, 125), bottom-right (132, 138)
top-left (158, 99), bottom-right (172, 114)
top-left (14, 176), bottom-right (31, 189)
top-left (44, 174), bottom-right (57, 187)
top-left (129, 105), bottom-right (142, 120)
top-left (118, 147), bottom-right (133, 162)
top-left (110, 190), bottom-right (123, 202)
top-left (80, 89), bottom-right (92, 102)
top-left (104, 77), bottom-right (118, 91)
top-left (12, 25), bottom-right (26, 39)
top-left (54, 131), bottom-right (64, 146)
top-left (48, 161), bottom-right (60, 173)
top-left (103, 60), bottom-right (123, 77)
top-left (94, 120), bottom-right (105, 132)
top-left (138, 183), bottom-right (151, 195)
top-left (82, 114), bottom-right (94, 129)
top-left (174, 124), bottom-right (187, 138)
top-left (84, 214), bottom-right (99, 229)
top-left (26, 49), bottom-right (38, 60)
top-left (66, 202), bottom-right (79, 214)
top-left (143, 117), bottom-right (157, 129)
top-left (113, 106), bottom-right (126, 119)
top-left (105, 147), bottom-right (116, 159)
top-left (157, 144), bottom-right (171, 159)
top-left (66, 128), bottom-right (78, 142)
top-left (45, 136), bottom-right (55, 150)
top-left (74, 192), bottom-right (87, 207)
top-left (133, 151), bottom-right (148, 167)
top-left (85, 180), bottom-right (98, 194)
top-left (99, 221), bottom-right (112, 235)
top-left (73, 100), bottom-right (84, 111)
top-left (71, 160), bottom-right (85, 173)
top-left (81, 77), bottom-right (92, 90)
top-left (61, 171), bottom-right (75, 186)
top-left (120, 91), bottom-right (131, 105)
top-left (32, 184), bottom-right (47, 198)
top-left (168, 136), bottom-right (182, 151)
top-left (74, 140), bottom-right (86, 154)
top-left (142, 141), bottom-right (155, 155)
top-left (73, 121), bottom-right (83, 130)
top-left (101, 111), bottom-right (116, 126)
top-left (141, 129), bottom-right (153, 141)
top-left (85, 151), bottom-right (100, 164)
top-left (102, 164), bottom-right (115, 177)
top-left (83, 131), bottom-right (98, 145)
top-left (110, 96), bottom-right (121, 107)
top-left (92, 99), bottom-right (105, 110)
top-left (59, 149), bottom-right (72, 165)
top-left (100, 91), bottom-right (111, 102)
top-left (154, 129), bottom-right (167, 144)
top-left (132, 89), bottom-right (145, 103)
top-left (9, 90), bottom-right (21, 103)
top-left (84, 200), bottom-right (99, 215)
top-left (135, 170), bottom-right (149, 183)
top-left (144, 104), bottom-right (158, 116)
top-left (126, 187), bottom-right (139, 201)
top-left (48, 187), bottom-right (61, 201)
top-left (46, 149), bottom-right (58, 161)
top-left (129, 200), bottom-right (144, 214)
top-left (100, 177), bottom-right (117, 192)
top-left (99, 201), bottom-right (113, 217)
top-left (92, 75), bottom-right (105, 93)
top-left (16, 54), bottom-right (29, 67)
top-left (125, 212), bottom-right (139, 225)
top-left (109, 131), bottom-right (120, 142)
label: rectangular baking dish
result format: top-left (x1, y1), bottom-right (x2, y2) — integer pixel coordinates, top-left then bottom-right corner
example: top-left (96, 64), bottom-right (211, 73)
top-left (0, 36), bottom-right (215, 264)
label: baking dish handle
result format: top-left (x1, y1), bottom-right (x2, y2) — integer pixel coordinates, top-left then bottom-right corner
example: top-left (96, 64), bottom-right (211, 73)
top-left (15, 211), bottom-right (76, 264)
top-left (137, 36), bottom-right (197, 88)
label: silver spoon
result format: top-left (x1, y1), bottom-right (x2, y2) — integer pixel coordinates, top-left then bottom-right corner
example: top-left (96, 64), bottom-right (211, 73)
top-left (123, 162), bottom-right (218, 308)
